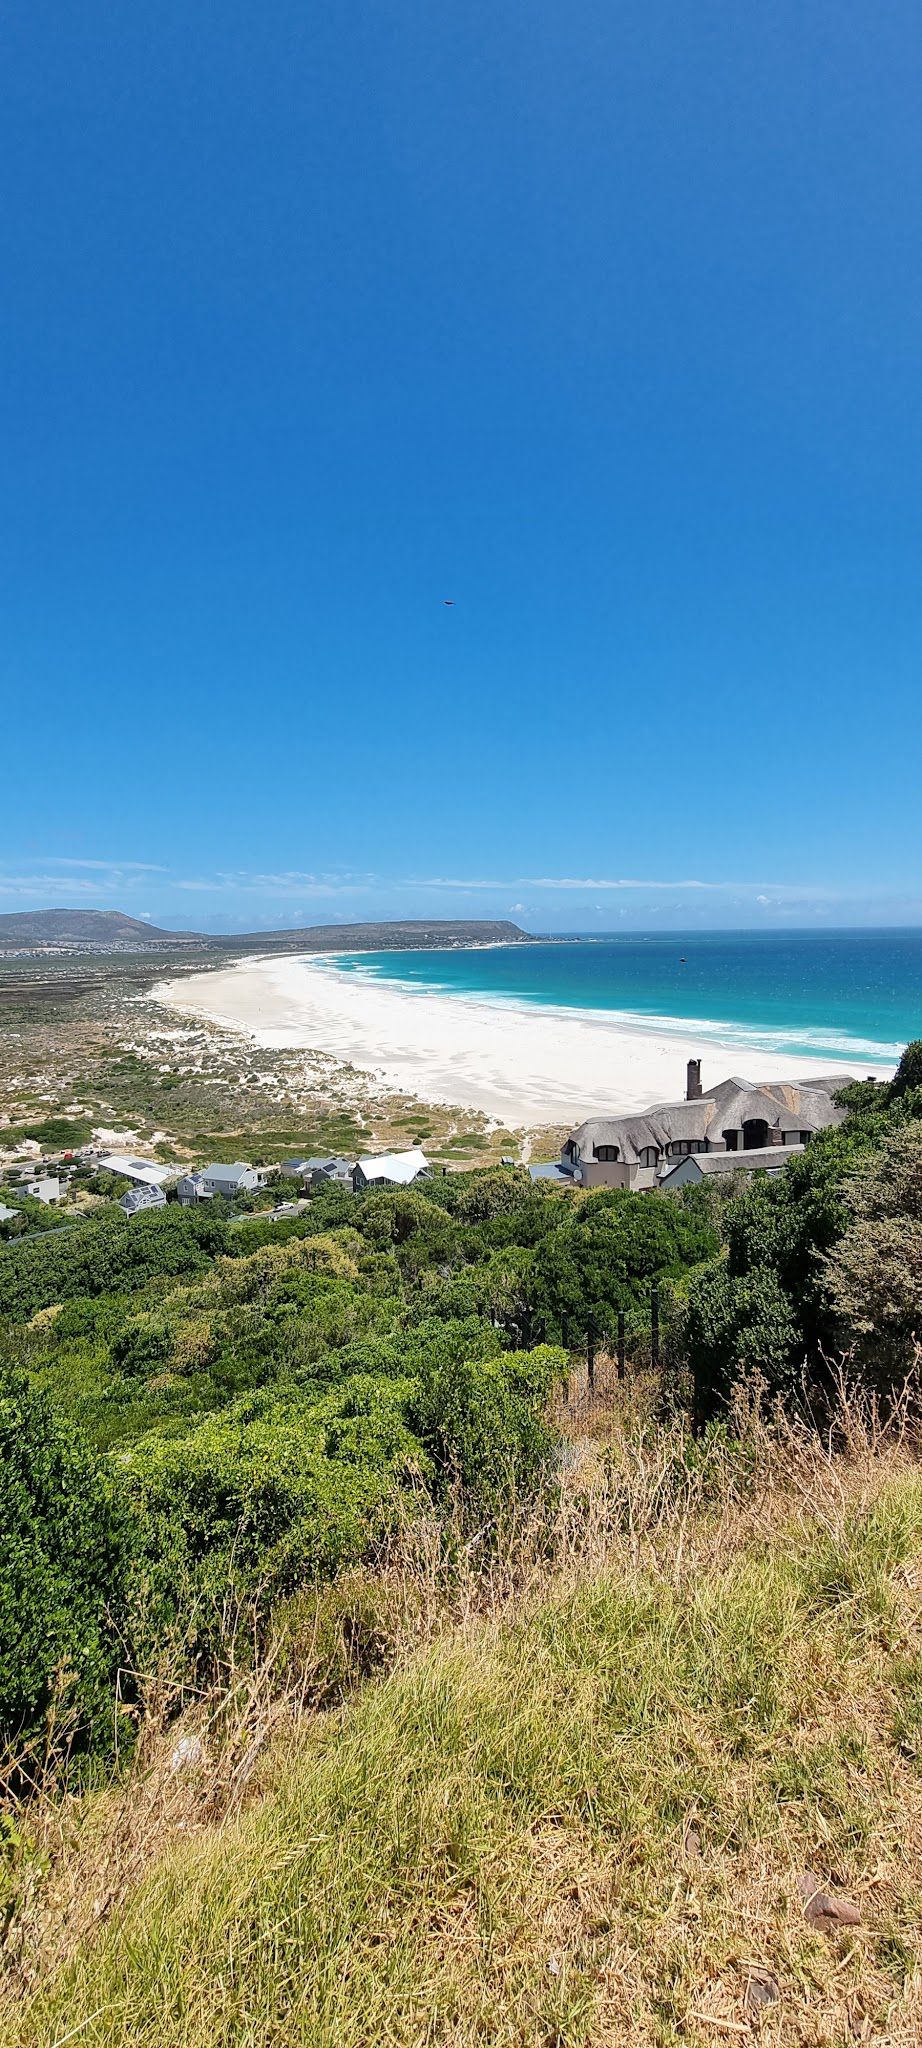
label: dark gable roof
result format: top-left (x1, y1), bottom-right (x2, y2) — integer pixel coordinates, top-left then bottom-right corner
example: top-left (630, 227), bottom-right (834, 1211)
top-left (660, 1144), bottom-right (804, 1180)
top-left (568, 1073), bottom-right (844, 1165)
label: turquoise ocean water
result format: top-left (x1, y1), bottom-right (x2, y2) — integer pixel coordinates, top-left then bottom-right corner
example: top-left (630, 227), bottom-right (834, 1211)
top-left (330, 931), bottom-right (922, 1070)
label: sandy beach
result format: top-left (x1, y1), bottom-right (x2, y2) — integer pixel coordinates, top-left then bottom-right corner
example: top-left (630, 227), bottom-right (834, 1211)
top-left (151, 953), bottom-right (892, 1130)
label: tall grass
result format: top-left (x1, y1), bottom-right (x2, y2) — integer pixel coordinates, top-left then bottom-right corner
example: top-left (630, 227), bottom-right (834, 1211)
top-left (5, 1380), bottom-right (922, 2046)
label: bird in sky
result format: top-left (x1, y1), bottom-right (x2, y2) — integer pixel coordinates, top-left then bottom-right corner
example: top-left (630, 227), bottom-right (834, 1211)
top-left (443, 598), bottom-right (455, 606)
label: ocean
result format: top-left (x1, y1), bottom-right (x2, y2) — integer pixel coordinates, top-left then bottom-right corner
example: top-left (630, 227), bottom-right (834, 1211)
top-left (331, 929), bottom-right (922, 1071)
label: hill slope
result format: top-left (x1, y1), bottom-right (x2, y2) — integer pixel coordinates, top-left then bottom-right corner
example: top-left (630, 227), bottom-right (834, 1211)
top-left (9, 1431), bottom-right (922, 2046)
top-left (0, 909), bottom-right (198, 949)
top-left (0, 909), bottom-right (530, 953)
top-left (212, 917), bottom-right (529, 952)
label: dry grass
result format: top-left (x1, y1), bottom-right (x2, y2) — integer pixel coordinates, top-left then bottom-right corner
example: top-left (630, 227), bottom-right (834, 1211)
top-left (4, 1380), bottom-right (922, 2046)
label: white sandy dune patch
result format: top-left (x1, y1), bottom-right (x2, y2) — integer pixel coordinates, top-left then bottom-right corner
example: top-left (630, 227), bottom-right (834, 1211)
top-left (151, 954), bottom-right (892, 1131)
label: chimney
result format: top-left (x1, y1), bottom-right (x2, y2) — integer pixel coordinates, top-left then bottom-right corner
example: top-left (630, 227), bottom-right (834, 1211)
top-left (686, 1058), bottom-right (702, 1102)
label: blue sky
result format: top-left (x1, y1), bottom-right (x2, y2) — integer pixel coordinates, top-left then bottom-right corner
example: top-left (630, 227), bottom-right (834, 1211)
top-left (3, 2), bottom-right (922, 933)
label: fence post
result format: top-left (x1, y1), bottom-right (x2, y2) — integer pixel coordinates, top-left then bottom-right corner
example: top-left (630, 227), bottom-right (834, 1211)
top-left (651, 1283), bottom-right (660, 1371)
top-left (617, 1307), bottom-right (626, 1378)
top-left (561, 1311), bottom-right (569, 1352)
top-left (587, 1316), bottom-right (596, 1391)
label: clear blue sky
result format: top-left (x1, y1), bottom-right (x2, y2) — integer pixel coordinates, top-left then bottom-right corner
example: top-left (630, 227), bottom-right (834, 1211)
top-left (3, 2), bottom-right (922, 932)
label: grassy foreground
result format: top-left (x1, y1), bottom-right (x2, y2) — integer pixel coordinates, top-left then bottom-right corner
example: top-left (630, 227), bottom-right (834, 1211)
top-left (6, 1403), bottom-right (922, 2046)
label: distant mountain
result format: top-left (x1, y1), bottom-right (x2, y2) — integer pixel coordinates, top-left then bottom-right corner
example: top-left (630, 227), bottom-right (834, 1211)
top-left (0, 909), bottom-right (201, 950)
top-left (215, 918), bottom-right (530, 953)
top-left (0, 909), bottom-right (530, 953)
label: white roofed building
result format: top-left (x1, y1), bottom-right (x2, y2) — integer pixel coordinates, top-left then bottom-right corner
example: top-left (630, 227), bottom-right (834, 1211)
top-left (352, 1148), bottom-right (431, 1192)
top-left (95, 1155), bottom-right (174, 1187)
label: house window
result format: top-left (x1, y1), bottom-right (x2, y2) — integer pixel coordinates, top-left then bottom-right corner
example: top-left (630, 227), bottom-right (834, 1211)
top-left (594, 1144), bottom-right (620, 1162)
top-left (639, 1146), bottom-right (660, 1168)
top-left (667, 1139), bottom-right (707, 1157)
top-left (723, 1129), bottom-right (739, 1152)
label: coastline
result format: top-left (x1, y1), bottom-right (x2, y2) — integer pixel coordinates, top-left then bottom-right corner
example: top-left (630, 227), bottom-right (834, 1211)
top-left (151, 952), bottom-right (895, 1131)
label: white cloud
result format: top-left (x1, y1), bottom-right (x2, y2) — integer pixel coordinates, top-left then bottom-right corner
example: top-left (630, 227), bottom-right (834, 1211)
top-left (416, 874), bottom-right (845, 900)
top-left (37, 857), bottom-right (168, 874)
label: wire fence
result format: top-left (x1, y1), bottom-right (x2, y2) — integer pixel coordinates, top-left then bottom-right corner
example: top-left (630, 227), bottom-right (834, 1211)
top-left (504, 1282), bottom-right (692, 1423)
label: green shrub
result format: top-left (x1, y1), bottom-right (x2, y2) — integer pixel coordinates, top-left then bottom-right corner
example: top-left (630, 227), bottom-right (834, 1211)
top-left (531, 1186), bottom-right (718, 1339)
top-left (122, 1380), bottom-right (425, 1627)
top-left (682, 1265), bottom-right (802, 1417)
top-left (0, 1375), bottom-right (136, 1766)
top-left (411, 1343), bottom-right (564, 1508)
top-left (0, 1206), bottom-right (230, 1324)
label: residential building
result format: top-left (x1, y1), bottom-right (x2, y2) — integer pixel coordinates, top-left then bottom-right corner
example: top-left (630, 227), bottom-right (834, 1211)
top-left (198, 1162), bottom-right (265, 1199)
top-left (560, 1060), bottom-right (848, 1191)
top-left (352, 1147), bottom-right (431, 1191)
top-left (281, 1156), bottom-right (354, 1186)
top-left (0, 1202), bottom-right (19, 1224)
top-left (24, 1176), bottom-right (61, 1204)
top-left (176, 1171), bottom-right (211, 1206)
top-left (94, 1154), bottom-right (174, 1188)
top-left (659, 1145), bottom-right (800, 1189)
top-left (120, 1183), bottom-right (167, 1219)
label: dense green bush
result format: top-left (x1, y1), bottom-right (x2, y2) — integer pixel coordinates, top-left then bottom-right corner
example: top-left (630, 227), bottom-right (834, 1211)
top-left (411, 1343), bottom-right (564, 1506)
top-left (681, 1266), bottom-right (802, 1415)
top-left (0, 1205), bottom-right (231, 1324)
top-left (123, 1378), bottom-right (425, 1627)
top-left (531, 1187), bottom-right (719, 1339)
top-left (0, 1375), bottom-right (135, 1766)
top-left (889, 1040), bottom-right (922, 1100)
top-left (825, 1120), bottom-right (922, 1385)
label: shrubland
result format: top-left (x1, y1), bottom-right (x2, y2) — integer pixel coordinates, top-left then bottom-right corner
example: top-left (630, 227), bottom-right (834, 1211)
top-left (3, 1050), bottom-right (922, 2042)
top-left (0, 1167), bottom-right (719, 1768)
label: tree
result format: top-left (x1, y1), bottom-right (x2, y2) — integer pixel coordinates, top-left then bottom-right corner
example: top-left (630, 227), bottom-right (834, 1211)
top-left (681, 1266), bottom-right (801, 1420)
top-left (530, 1186), bottom-right (718, 1340)
top-left (825, 1120), bottom-right (922, 1387)
top-left (889, 1040), bottom-right (922, 1101)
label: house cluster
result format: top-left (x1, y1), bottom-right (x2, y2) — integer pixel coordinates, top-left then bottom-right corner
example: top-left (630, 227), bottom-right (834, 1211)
top-left (103, 1146), bottom-right (433, 1218)
top-left (559, 1059), bottom-right (848, 1192)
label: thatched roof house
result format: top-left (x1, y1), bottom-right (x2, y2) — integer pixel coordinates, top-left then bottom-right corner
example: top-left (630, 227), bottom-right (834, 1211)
top-left (561, 1059), bottom-right (848, 1190)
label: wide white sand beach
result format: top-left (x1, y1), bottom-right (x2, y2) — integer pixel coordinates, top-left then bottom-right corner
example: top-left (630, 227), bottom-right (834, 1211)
top-left (152, 953), bottom-right (892, 1130)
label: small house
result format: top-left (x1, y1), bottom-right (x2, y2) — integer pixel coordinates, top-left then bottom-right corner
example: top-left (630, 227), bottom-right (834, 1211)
top-left (352, 1148), bottom-right (431, 1192)
top-left (94, 1155), bottom-right (173, 1188)
top-left (24, 1176), bottom-right (61, 1204)
top-left (281, 1156), bottom-right (354, 1187)
top-left (199, 1162), bottom-right (265, 1199)
top-left (120, 1183), bottom-right (167, 1219)
top-left (658, 1145), bottom-right (800, 1189)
